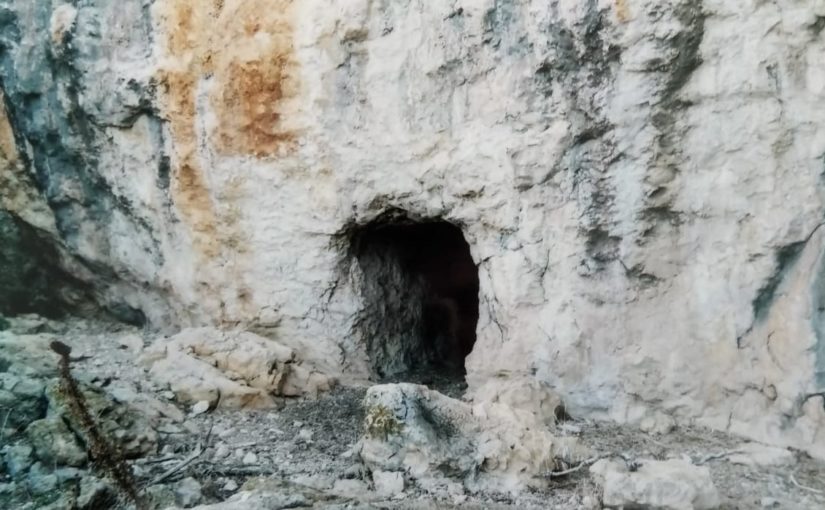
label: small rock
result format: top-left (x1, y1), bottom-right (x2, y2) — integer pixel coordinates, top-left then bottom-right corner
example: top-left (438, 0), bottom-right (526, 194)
top-left (223, 479), bottom-right (239, 492)
top-left (213, 443), bottom-right (231, 460)
top-left (26, 417), bottom-right (87, 467)
top-left (117, 334), bottom-right (144, 354)
top-left (373, 470), bottom-right (404, 497)
top-left (53, 466), bottom-right (83, 483)
top-left (728, 443), bottom-right (795, 467)
top-left (3, 443), bottom-right (34, 477)
top-left (157, 423), bottom-right (184, 434)
top-left (760, 496), bottom-right (780, 507)
top-left (162, 390), bottom-right (176, 400)
top-left (242, 452), bottom-right (258, 465)
top-left (298, 428), bottom-right (313, 442)
top-left (144, 484), bottom-right (176, 509)
top-left (26, 463), bottom-right (58, 495)
top-left (175, 476), bottom-right (203, 507)
top-left (109, 384), bottom-right (139, 404)
top-left (293, 421), bottom-right (304, 428)
top-left (77, 476), bottom-right (114, 509)
top-left (332, 479), bottom-right (369, 498)
top-left (191, 400), bottom-right (210, 416)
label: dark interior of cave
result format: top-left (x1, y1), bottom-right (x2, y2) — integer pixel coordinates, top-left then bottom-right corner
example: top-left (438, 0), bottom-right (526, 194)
top-left (351, 217), bottom-right (479, 383)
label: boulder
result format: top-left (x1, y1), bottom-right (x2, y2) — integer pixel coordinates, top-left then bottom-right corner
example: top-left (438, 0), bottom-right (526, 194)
top-left (142, 328), bottom-right (334, 409)
top-left (26, 417), bottom-right (87, 467)
top-left (372, 470), bottom-right (404, 497)
top-left (359, 383), bottom-right (583, 491)
top-left (2, 443), bottom-right (34, 477)
top-left (590, 458), bottom-right (720, 510)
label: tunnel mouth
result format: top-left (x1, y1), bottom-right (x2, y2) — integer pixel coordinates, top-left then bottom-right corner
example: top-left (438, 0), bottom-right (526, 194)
top-left (349, 214), bottom-right (479, 389)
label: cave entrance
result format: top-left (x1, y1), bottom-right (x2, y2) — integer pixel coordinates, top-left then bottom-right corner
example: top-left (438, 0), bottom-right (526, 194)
top-left (351, 216), bottom-right (479, 387)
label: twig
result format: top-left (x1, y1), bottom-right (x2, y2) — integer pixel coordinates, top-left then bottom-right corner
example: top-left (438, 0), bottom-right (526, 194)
top-left (148, 422), bottom-right (212, 485)
top-left (204, 464), bottom-right (280, 477)
top-left (694, 449), bottom-right (744, 465)
top-left (790, 475), bottom-right (824, 495)
top-left (545, 454), bottom-right (616, 478)
top-left (133, 455), bottom-right (179, 466)
top-left (0, 408), bottom-right (11, 443)
top-left (149, 444), bottom-right (204, 485)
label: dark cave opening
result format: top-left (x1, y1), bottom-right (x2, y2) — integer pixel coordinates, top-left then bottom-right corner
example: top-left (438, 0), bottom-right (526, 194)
top-left (350, 216), bottom-right (479, 384)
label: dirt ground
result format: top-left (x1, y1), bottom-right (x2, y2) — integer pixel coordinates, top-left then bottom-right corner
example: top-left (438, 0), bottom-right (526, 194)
top-left (3, 317), bottom-right (825, 509)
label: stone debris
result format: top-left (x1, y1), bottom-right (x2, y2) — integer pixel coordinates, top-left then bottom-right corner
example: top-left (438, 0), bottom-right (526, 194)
top-left (175, 476), bottom-right (204, 507)
top-left (2, 443), bottom-right (34, 477)
top-left (77, 476), bottom-right (114, 509)
top-left (372, 470), bottom-right (404, 497)
top-left (26, 417), bottom-right (88, 467)
top-left (191, 400), bottom-right (211, 416)
top-left (590, 458), bottom-right (721, 510)
top-left (1, 318), bottom-right (825, 509)
top-left (358, 383), bottom-right (584, 491)
top-left (142, 328), bottom-right (335, 409)
top-left (727, 442), bottom-right (796, 468)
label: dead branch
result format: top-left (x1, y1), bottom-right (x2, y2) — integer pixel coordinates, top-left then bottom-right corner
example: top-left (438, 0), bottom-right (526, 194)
top-left (790, 474), bottom-right (824, 495)
top-left (50, 340), bottom-right (145, 509)
top-left (149, 443), bottom-right (205, 485)
top-left (694, 449), bottom-right (744, 465)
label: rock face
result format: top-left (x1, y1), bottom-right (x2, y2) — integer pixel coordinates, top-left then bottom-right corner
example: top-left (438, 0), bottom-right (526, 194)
top-left (2, 0), bottom-right (825, 461)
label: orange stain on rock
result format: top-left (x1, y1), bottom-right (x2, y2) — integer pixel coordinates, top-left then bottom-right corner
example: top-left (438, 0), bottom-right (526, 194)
top-left (152, 0), bottom-right (301, 255)
top-left (207, 0), bottom-right (300, 157)
top-left (615, 0), bottom-right (631, 23)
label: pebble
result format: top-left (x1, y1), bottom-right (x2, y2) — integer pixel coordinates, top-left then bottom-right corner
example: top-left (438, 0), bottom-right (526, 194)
top-left (242, 452), bottom-right (258, 465)
top-left (162, 391), bottom-right (175, 400)
top-left (761, 497), bottom-right (780, 507)
top-left (212, 443), bottom-right (230, 460)
top-left (223, 479), bottom-right (239, 492)
top-left (298, 428), bottom-right (313, 442)
top-left (175, 477), bottom-right (203, 507)
top-left (190, 400), bottom-right (210, 416)
top-left (373, 470), bottom-right (404, 497)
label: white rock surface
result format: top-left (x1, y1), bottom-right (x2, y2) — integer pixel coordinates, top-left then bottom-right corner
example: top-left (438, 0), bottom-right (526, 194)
top-left (190, 400), bottom-right (210, 416)
top-left (0, 0), bottom-right (823, 462)
top-left (727, 443), bottom-right (796, 467)
top-left (141, 328), bottom-right (334, 408)
top-left (372, 470), bottom-right (404, 497)
top-left (591, 458), bottom-right (720, 510)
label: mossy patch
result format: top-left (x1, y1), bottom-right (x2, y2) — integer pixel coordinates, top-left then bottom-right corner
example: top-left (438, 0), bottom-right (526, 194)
top-left (364, 405), bottom-right (403, 440)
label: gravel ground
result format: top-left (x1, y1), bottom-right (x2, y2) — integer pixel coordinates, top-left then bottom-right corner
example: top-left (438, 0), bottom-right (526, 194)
top-left (3, 316), bottom-right (825, 509)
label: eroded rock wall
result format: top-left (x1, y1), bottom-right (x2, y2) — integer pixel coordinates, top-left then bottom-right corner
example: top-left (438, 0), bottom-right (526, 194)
top-left (2, 0), bottom-right (825, 458)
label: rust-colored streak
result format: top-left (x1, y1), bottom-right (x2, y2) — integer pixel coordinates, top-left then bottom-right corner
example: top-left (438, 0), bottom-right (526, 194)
top-left (208, 0), bottom-right (300, 157)
top-left (217, 58), bottom-right (298, 157)
top-left (152, 0), bottom-right (301, 257)
top-left (615, 0), bottom-right (631, 23)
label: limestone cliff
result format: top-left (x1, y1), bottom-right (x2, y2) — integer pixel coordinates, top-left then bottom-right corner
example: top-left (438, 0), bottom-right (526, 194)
top-left (2, 0), bottom-right (825, 459)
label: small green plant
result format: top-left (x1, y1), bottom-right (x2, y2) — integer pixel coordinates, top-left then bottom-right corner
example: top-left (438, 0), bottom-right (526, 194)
top-left (364, 405), bottom-right (403, 440)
